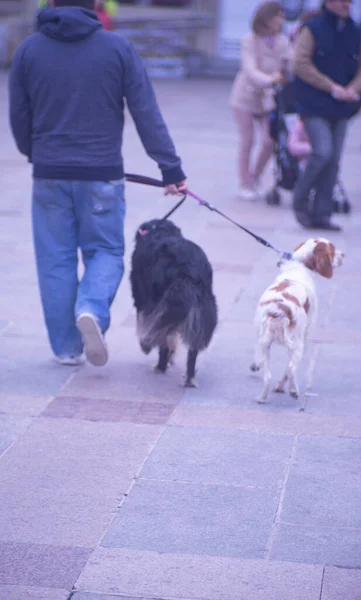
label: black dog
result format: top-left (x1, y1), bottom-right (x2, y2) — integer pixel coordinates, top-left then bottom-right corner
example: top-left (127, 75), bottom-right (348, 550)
top-left (130, 219), bottom-right (218, 387)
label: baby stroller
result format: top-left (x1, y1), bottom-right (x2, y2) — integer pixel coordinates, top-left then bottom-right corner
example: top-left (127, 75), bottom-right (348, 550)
top-left (266, 85), bottom-right (351, 214)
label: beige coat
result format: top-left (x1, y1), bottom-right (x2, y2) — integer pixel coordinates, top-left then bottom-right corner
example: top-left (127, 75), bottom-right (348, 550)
top-left (230, 33), bottom-right (290, 114)
top-left (293, 26), bottom-right (361, 94)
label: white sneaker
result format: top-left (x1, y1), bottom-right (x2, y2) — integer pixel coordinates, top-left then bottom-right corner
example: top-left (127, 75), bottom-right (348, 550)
top-left (76, 313), bottom-right (108, 366)
top-left (239, 185), bottom-right (257, 201)
top-left (55, 355), bottom-right (84, 366)
top-left (252, 179), bottom-right (262, 195)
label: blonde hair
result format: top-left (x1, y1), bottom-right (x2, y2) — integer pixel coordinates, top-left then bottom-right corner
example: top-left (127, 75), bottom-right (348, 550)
top-left (252, 2), bottom-right (284, 36)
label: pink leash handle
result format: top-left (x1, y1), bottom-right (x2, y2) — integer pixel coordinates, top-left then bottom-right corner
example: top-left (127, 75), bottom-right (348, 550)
top-left (186, 189), bottom-right (208, 206)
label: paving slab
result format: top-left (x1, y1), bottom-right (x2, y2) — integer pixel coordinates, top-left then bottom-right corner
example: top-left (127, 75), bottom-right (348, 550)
top-left (72, 595), bottom-right (159, 600)
top-left (0, 319), bottom-right (9, 332)
top-left (0, 393), bottom-right (52, 417)
top-left (169, 404), bottom-right (361, 437)
top-left (44, 395), bottom-right (175, 425)
top-left (270, 523), bottom-right (361, 568)
top-left (303, 344), bottom-right (361, 416)
top-left (322, 567), bottom-right (361, 600)
top-left (0, 418), bottom-right (161, 546)
top-left (327, 280), bottom-right (361, 332)
top-left (0, 413), bottom-right (32, 455)
top-left (140, 426), bottom-right (293, 488)
top-left (59, 332), bottom-right (184, 406)
top-left (0, 336), bottom-right (76, 396)
top-left (212, 270), bottom-right (251, 321)
top-left (0, 585), bottom-right (69, 600)
top-left (0, 541), bottom-right (91, 588)
top-left (75, 548), bottom-right (323, 600)
top-left (280, 435), bottom-right (361, 528)
top-left (311, 325), bottom-right (361, 344)
top-left (102, 479), bottom-right (279, 559)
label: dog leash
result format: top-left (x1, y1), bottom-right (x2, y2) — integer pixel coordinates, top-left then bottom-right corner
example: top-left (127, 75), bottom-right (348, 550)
top-left (159, 194), bottom-right (187, 222)
top-left (125, 173), bottom-right (292, 261)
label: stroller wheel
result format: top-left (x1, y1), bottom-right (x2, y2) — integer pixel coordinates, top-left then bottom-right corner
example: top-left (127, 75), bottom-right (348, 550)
top-left (332, 199), bottom-right (340, 214)
top-left (266, 189), bottom-right (281, 206)
top-left (342, 199), bottom-right (351, 214)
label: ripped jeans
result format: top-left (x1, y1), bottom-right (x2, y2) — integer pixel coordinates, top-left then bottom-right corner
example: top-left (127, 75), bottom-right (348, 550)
top-left (32, 179), bottom-right (126, 357)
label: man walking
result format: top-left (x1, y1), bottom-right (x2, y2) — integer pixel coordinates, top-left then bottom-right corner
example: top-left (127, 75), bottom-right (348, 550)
top-left (9, 0), bottom-right (187, 367)
top-left (292, 0), bottom-right (361, 231)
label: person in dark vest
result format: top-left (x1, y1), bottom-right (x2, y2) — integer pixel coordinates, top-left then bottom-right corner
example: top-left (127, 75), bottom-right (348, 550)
top-left (292, 0), bottom-right (361, 231)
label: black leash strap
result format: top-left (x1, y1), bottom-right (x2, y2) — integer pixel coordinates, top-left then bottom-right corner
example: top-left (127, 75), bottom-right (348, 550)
top-left (159, 194), bottom-right (187, 221)
top-left (125, 173), bottom-right (186, 223)
top-left (125, 173), bottom-right (164, 188)
top-left (125, 173), bottom-right (292, 260)
top-left (199, 201), bottom-right (275, 249)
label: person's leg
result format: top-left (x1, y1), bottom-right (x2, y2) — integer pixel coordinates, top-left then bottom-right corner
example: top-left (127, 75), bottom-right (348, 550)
top-left (32, 179), bottom-right (83, 360)
top-left (75, 180), bottom-right (126, 364)
top-left (252, 113), bottom-right (274, 183)
top-left (312, 119), bottom-right (348, 223)
top-left (232, 108), bottom-right (255, 187)
top-left (293, 117), bottom-right (333, 224)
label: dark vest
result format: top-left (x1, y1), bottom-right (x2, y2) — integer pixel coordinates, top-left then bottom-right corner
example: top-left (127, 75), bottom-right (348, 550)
top-left (293, 9), bottom-right (361, 119)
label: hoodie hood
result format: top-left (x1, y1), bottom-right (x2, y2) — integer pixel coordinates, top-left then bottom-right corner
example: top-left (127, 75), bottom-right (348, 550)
top-left (37, 7), bottom-right (102, 42)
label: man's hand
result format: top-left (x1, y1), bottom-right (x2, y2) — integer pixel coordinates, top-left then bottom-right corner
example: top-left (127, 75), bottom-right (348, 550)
top-left (164, 179), bottom-right (188, 195)
top-left (330, 84), bottom-right (360, 102)
top-left (343, 85), bottom-right (360, 102)
top-left (271, 71), bottom-right (286, 86)
top-left (330, 84), bottom-right (348, 101)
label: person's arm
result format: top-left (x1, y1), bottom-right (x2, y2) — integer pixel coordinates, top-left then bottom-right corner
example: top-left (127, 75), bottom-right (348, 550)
top-left (279, 35), bottom-right (293, 79)
top-left (345, 41), bottom-right (361, 96)
top-left (293, 26), bottom-right (336, 93)
top-left (122, 40), bottom-right (186, 190)
top-left (241, 35), bottom-right (279, 89)
top-left (8, 45), bottom-right (32, 159)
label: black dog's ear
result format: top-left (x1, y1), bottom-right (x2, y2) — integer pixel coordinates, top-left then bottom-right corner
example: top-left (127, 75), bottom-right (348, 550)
top-left (138, 228), bottom-right (149, 236)
top-left (135, 223), bottom-right (149, 241)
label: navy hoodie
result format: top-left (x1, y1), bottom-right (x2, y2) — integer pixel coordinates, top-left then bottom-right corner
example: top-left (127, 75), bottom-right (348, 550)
top-left (9, 7), bottom-right (185, 184)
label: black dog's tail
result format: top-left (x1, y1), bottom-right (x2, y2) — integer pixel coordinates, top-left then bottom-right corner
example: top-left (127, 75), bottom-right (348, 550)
top-left (137, 279), bottom-right (217, 353)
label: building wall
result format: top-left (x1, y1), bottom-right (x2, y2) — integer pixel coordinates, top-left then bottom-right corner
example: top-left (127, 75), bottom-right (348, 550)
top-left (0, 0), bottom-right (38, 66)
top-left (217, 0), bottom-right (361, 61)
top-left (1, 0), bottom-right (360, 73)
top-left (111, 0), bottom-right (219, 77)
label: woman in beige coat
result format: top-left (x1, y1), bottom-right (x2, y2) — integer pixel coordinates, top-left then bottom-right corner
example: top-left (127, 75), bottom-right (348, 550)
top-left (230, 2), bottom-right (290, 200)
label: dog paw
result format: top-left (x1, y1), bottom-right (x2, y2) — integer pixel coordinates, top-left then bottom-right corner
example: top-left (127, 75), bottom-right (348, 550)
top-left (184, 377), bottom-right (198, 388)
top-left (141, 342), bottom-right (152, 355)
top-left (250, 363), bottom-right (260, 372)
top-left (255, 395), bottom-right (266, 404)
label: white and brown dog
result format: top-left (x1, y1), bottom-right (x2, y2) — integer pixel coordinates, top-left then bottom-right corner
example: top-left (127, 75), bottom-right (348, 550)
top-left (251, 238), bottom-right (344, 403)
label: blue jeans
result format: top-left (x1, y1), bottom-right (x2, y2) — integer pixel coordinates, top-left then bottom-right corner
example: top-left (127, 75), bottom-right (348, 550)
top-left (32, 179), bottom-right (126, 357)
top-left (293, 117), bottom-right (348, 220)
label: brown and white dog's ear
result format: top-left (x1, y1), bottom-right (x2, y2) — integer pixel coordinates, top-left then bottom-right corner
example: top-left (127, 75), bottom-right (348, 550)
top-left (313, 242), bottom-right (334, 278)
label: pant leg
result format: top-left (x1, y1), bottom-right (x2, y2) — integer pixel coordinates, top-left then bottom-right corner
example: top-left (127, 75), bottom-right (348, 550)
top-left (312, 119), bottom-right (348, 220)
top-left (75, 180), bottom-right (126, 333)
top-left (253, 113), bottom-right (274, 181)
top-left (293, 117), bottom-right (333, 213)
top-left (232, 108), bottom-right (255, 186)
top-left (32, 179), bottom-right (82, 357)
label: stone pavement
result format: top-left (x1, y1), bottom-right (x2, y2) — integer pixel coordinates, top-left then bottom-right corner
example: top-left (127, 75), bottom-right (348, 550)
top-left (1, 71), bottom-right (361, 600)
